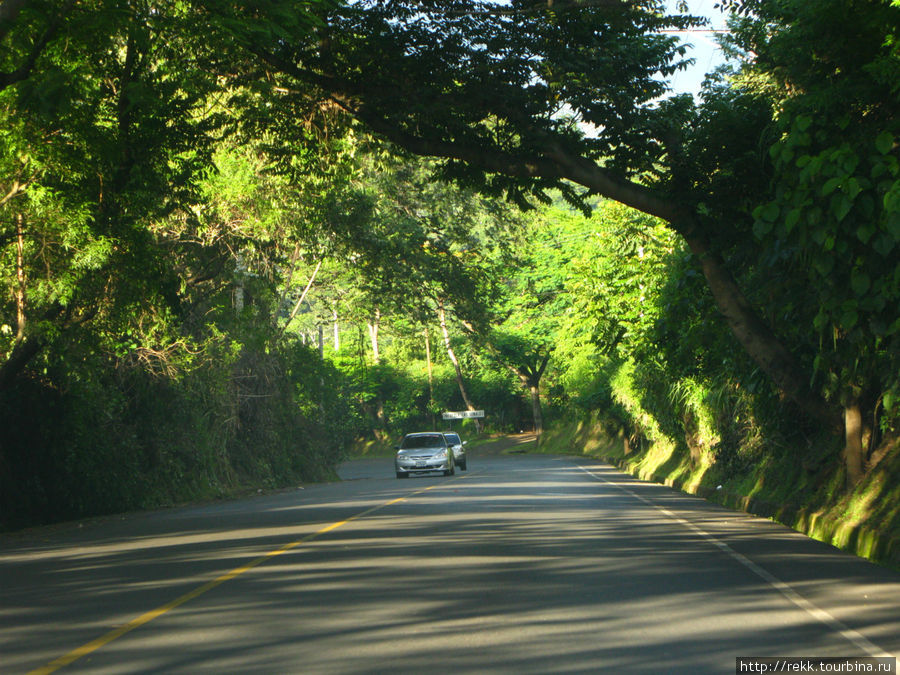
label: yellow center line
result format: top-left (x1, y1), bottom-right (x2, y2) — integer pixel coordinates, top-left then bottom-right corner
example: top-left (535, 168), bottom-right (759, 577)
top-left (29, 477), bottom-right (466, 674)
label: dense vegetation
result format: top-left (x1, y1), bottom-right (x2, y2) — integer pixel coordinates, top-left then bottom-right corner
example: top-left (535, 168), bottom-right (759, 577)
top-left (1, 0), bottom-right (898, 542)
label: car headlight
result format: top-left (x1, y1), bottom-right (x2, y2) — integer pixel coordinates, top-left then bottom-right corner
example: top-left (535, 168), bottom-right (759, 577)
top-left (434, 449), bottom-right (447, 459)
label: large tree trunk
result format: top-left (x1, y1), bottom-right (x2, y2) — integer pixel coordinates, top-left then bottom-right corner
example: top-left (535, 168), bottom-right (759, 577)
top-left (333, 307), bottom-right (340, 353)
top-left (15, 212), bottom-right (26, 345)
top-left (544, 146), bottom-right (836, 426)
top-left (679, 228), bottom-right (835, 427)
top-left (843, 402), bottom-right (865, 487)
top-left (424, 326), bottom-right (435, 428)
top-left (437, 299), bottom-right (481, 432)
top-left (511, 354), bottom-right (550, 439)
top-left (529, 383), bottom-right (543, 436)
top-left (368, 307), bottom-right (380, 364)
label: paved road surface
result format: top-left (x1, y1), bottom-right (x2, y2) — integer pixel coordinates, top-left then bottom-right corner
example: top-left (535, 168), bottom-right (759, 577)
top-left (2, 439), bottom-right (898, 673)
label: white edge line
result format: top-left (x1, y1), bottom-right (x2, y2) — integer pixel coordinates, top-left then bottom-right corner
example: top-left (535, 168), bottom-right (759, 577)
top-left (576, 464), bottom-right (894, 659)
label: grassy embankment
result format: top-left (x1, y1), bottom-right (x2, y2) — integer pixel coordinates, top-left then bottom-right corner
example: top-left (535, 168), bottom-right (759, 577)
top-left (531, 417), bottom-right (900, 571)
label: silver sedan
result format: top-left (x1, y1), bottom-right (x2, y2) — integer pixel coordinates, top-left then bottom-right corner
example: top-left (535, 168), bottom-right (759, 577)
top-left (395, 432), bottom-right (455, 478)
top-left (442, 432), bottom-right (467, 471)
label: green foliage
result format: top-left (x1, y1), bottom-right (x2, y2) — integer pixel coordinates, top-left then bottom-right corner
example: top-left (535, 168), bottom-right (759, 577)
top-left (727, 0), bottom-right (900, 436)
top-left (507, 197), bottom-right (819, 486)
top-left (3, 0), bottom-right (899, 531)
top-left (0, 329), bottom-right (355, 528)
top-left (752, 118), bottom-right (900, 411)
top-left (326, 322), bottom-right (527, 439)
top-left (0, 1), bottom-right (368, 527)
top-left (273, 148), bottom-right (534, 437)
top-left (300, 0), bottom-right (705, 206)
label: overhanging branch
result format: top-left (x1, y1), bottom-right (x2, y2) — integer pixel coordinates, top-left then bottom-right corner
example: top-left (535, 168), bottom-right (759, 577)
top-left (250, 45), bottom-right (682, 224)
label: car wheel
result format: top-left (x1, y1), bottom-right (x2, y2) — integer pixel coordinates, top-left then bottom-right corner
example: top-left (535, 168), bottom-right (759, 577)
top-left (396, 471), bottom-right (409, 479)
top-left (459, 460), bottom-right (467, 471)
top-left (444, 460), bottom-right (455, 476)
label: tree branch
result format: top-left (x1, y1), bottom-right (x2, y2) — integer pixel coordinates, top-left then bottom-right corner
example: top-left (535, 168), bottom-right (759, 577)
top-left (0, 0), bottom-right (29, 42)
top-left (0, 0), bottom-right (76, 92)
top-left (251, 42), bottom-right (684, 224)
top-left (437, 0), bottom-right (628, 17)
top-left (0, 176), bottom-right (33, 208)
top-left (278, 259), bottom-right (323, 339)
top-left (249, 38), bottom-right (835, 424)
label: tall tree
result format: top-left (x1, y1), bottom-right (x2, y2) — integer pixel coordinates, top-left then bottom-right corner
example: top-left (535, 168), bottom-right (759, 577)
top-left (1, 0), bottom-right (226, 389)
top-left (234, 0), bottom-right (839, 427)
top-left (720, 0), bottom-right (900, 481)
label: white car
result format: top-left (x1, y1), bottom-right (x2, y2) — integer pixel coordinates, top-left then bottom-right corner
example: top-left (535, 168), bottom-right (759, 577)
top-left (442, 432), bottom-right (467, 471)
top-left (395, 432), bottom-right (455, 478)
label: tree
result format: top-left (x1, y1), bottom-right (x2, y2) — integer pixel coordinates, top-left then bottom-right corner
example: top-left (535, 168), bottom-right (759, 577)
top-left (0, 0), bottom-right (227, 388)
top-left (319, 150), bottom-right (518, 431)
top-left (475, 209), bottom-right (569, 436)
top-left (235, 0), bottom-right (838, 428)
top-left (0, 0), bottom-right (77, 92)
top-left (720, 0), bottom-right (900, 481)
top-left (0, 0), bottom-right (342, 388)
top-left (244, 142), bottom-right (522, 434)
top-left (488, 330), bottom-right (552, 435)
top-left (0, 0), bottom-right (357, 526)
top-left (478, 199), bottom-right (680, 437)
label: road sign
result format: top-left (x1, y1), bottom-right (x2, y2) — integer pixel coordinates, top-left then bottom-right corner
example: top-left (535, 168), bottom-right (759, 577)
top-left (442, 410), bottom-right (485, 419)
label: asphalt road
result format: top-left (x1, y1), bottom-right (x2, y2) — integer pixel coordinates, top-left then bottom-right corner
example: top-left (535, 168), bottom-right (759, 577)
top-left (2, 438), bottom-right (898, 674)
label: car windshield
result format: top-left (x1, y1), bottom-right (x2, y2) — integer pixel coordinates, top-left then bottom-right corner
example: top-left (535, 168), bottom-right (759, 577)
top-left (444, 433), bottom-right (461, 445)
top-left (401, 434), bottom-right (444, 449)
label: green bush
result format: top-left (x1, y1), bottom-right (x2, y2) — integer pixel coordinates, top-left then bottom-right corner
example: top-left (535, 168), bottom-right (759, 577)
top-left (0, 329), bottom-right (357, 530)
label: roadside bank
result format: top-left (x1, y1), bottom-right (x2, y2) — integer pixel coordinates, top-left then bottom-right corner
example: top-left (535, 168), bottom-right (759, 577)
top-left (537, 419), bottom-right (900, 571)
